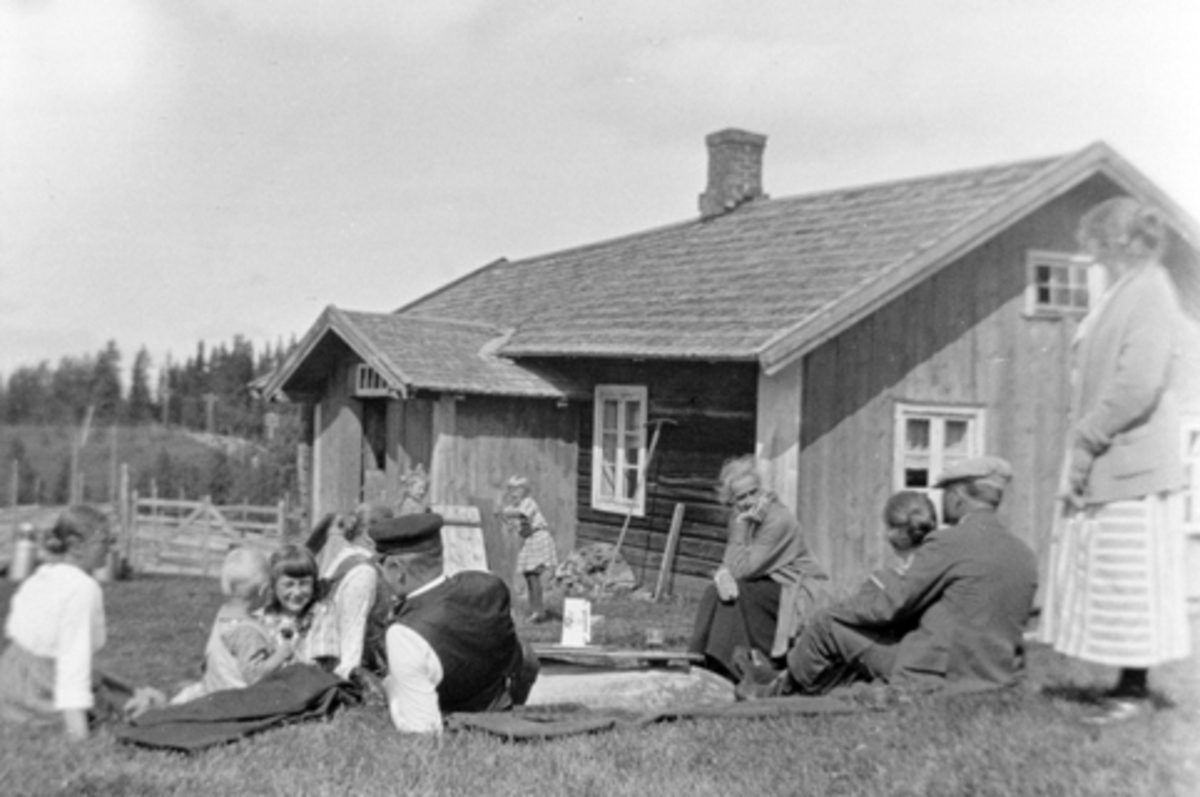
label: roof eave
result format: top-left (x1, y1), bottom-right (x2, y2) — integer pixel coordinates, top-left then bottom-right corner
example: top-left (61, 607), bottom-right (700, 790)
top-left (255, 306), bottom-right (413, 401)
top-left (757, 141), bottom-right (1199, 375)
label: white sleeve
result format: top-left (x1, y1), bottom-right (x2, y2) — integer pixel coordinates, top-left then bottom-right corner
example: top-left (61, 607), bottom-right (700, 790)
top-left (54, 579), bottom-right (104, 711)
top-left (383, 624), bottom-right (444, 734)
top-left (332, 565), bottom-right (377, 679)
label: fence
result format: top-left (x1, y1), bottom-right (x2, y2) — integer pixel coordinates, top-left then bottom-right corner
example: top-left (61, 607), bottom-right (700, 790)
top-left (124, 495), bottom-right (288, 577)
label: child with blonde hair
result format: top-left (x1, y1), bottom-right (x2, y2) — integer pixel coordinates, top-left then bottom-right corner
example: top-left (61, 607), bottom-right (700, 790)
top-left (501, 475), bottom-right (557, 623)
top-left (171, 547), bottom-right (293, 704)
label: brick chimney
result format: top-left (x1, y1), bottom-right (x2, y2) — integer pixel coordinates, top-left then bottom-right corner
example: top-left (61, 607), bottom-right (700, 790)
top-left (698, 128), bottom-right (767, 219)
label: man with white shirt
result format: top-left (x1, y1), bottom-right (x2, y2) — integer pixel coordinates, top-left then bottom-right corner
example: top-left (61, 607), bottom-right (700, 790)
top-left (370, 512), bottom-right (538, 734)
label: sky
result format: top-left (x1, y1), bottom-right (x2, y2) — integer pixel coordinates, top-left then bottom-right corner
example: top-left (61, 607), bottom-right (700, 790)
top-left (2, 0), bottom-right (1199, 383)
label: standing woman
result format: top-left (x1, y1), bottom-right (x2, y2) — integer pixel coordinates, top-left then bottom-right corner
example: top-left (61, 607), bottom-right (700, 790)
top-left (689, 456), bottom-right (828, 681)
top-left (0, 506), bottom-right (114, 739)
top-left (1039, 197), bottom-right (1195, 719)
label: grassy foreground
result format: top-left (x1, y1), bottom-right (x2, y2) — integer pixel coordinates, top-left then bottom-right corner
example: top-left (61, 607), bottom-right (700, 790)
top-left (0, 575), bottom-right (1197, 796)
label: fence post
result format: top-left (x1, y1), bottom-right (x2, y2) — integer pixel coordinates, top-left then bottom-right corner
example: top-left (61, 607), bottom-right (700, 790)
top-left (277, 499), bottom-right (286, 538)
top-left (202, 495), bottom-right (213, 578)
top-left (129, 489), bottom-right (139, 572)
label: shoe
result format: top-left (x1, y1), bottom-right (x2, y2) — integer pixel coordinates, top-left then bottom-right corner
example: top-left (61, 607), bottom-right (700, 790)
top-left (735, 673), bottom-right (791, 701)
top-left (732, 646), bottom-right (780, 686)
top-left (1080, 698), bottom-right (1147, 725)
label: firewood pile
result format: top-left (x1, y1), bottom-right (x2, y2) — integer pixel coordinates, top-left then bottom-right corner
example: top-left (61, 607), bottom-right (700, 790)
top-left (551, 542), bottom-right (636, 596)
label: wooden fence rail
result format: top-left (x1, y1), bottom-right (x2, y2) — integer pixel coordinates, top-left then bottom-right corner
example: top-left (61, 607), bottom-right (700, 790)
top-left (125, 494), bottom-right (287, 578)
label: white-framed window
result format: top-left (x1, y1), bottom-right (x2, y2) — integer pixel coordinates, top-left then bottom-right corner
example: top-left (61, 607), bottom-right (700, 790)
top-left (591, 385), bottom-right (647, 516)
top-left (1024, 250), bottom-right (1100, 317)
top-left (894, 403), bottom-right (986, 509)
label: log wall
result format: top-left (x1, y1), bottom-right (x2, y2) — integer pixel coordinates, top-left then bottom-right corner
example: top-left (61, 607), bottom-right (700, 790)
top-left (525, 359), bottom-right (759, 595)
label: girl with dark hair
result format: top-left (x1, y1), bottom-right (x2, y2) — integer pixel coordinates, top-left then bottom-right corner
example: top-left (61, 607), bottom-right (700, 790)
top-left (256, 544), bottom-right (336, 669)
top-left (882, 490), bottom-right (938, 572)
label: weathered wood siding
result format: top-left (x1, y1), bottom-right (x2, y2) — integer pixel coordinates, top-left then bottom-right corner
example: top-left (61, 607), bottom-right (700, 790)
top-left (314, 357), bottom-right (364, 520)
top-left (798, 177), bottom-right (1123, 596)
top-left (534, 359), bottom-right (757, 595)
top-left (426, 394), bottom-right (578, 583)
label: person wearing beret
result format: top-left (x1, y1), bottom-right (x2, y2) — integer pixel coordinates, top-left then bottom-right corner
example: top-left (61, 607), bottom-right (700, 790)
top-left (370, 513), bottom-right (538, 734)
top-left (738, 456), bottom-right (1038, 698)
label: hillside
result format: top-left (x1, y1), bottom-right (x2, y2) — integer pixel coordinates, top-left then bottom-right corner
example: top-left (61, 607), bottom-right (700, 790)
top-left (0, 424), bottom-right (275, 506)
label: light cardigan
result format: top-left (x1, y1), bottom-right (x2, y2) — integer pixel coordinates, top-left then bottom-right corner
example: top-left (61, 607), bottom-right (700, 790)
top-left (721, 494), bottom-right (828, 657)
top-left (4, 562), bottom-right (105, 710)
top-left (1069, 262), bottom-right (1187, 504)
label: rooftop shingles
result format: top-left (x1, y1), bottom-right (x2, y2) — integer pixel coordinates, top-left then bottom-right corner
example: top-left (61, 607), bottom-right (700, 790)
top-left (338, 310), bottom-right (581, 398)
top-left (399, 155), bottom-right (1062, 359)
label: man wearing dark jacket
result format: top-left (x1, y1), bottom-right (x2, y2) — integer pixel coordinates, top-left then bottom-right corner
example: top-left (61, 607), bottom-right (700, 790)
top-left (371, 513), bottom-right (537, 733)
top-left (742, 456), bottom-right (1038, 697)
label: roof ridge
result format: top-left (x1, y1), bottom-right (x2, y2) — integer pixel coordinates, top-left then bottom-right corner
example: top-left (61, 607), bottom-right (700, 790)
top-left (763, 149), bottom-right (1070, 207)
top-left (342, 307), bottom-right (504, 335)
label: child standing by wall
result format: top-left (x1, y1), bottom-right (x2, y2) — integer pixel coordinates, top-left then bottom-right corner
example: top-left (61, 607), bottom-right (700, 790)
top-left (171, 548), bottom-right (294, 704)
top-left (501, 475), bottom-right (558, 623)
top-left (0, 506), bottom-right (116, 739)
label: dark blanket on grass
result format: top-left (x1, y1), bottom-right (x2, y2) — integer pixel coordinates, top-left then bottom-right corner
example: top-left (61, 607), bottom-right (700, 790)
top-left (114, 664), bottom-right (361, 752)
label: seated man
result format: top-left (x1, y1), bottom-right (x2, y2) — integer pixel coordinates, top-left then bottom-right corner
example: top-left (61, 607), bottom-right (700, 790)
top-left (740, 456), bottom-right (1037, 697)
top-left (370, 513), bottom-right (538, 734)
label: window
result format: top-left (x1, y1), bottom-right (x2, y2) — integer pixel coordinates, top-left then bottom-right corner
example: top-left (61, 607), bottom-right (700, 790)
top-left (1025, 250), bottom-right (1099, 317)
top-left (894, 403), bottom-right (985, 506)
top-left (354, 364), bottom-right (390, 397)
top-left (592, 385), bottom-right (647, 516)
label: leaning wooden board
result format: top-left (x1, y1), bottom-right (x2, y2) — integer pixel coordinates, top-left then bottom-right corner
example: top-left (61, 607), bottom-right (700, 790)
top-left (532, 644), bottom-right (702, 668)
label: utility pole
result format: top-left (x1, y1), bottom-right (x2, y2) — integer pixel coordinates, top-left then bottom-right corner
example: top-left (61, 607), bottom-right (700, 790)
top-left (203, 393), bottom-right (218, 435)
top-left (70, 405), bottom-right (95, 505)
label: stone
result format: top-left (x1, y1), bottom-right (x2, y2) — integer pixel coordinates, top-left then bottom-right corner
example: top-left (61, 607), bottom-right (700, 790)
top-left (526, 667), bottom-right (736, 713)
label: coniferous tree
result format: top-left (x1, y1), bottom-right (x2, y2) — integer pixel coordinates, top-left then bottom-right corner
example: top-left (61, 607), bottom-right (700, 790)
top-left (128, 347), bottom-right (155, 424)
top-left (91, 340), bottom-right (123, 423)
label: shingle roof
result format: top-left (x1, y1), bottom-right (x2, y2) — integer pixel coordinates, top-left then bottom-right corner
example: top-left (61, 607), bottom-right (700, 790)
top-left (398, 153), bottom-right (1064, 359)
top-left (261, 140), bottom-right (1196, 400)
top-left (336, 310), bottom-right (583, 398)
top-left (257, 307), bottom-right (584, 401)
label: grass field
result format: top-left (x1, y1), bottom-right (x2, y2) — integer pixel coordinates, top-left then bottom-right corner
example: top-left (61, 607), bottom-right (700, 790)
top-left (1, 575), bottom-right (1198, 796)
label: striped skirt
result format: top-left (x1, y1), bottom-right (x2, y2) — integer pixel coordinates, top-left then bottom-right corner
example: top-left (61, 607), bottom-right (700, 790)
top-left (1038, 495), bottom-right (1192, 667)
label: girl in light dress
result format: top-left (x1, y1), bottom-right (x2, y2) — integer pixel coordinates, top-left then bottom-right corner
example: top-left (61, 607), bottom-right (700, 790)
top-left (501, 475), bottom-right (558, 623)
top-left (170, 547), bottom-right (294, 704)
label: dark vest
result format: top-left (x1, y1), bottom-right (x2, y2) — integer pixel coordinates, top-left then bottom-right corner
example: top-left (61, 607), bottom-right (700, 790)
top-left (394, 571), bottom-right (520, 713)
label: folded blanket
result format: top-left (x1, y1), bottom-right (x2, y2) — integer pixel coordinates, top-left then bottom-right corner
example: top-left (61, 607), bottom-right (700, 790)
top-left (114, 664), bottom-right (361, 752)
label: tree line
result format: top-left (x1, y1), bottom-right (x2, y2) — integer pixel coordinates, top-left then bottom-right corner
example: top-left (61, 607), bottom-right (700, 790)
top-left (0, 336), bottom-right (295, 437)
top-left (1, 336), bottom-right (304, 507)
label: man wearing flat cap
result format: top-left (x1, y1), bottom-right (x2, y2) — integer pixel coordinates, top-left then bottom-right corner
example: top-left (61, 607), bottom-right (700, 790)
top-left (371, 512), bottom-right (538, 733)
top-left (739, 455), bottom-right (1038, 698)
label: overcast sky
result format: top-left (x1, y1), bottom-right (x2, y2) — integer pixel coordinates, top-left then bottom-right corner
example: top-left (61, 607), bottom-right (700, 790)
top-left (2, 0), bottom-right (1198, 381)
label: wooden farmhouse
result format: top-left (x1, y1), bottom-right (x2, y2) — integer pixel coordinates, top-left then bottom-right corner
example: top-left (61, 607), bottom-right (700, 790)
top-left (259, 129), bottom-right (1200, 597)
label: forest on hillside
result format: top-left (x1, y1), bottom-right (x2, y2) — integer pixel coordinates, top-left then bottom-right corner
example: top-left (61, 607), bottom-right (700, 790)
top-left (0, 336), bottom-right (302, 507)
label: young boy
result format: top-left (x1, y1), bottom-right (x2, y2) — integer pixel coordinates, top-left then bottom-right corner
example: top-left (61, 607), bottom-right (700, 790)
top-left (171, 547), bottom-right (294, 704)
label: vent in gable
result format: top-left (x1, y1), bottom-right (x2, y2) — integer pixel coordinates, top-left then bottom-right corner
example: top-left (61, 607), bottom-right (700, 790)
top-left (354, 364), bottom-right (391, 397)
